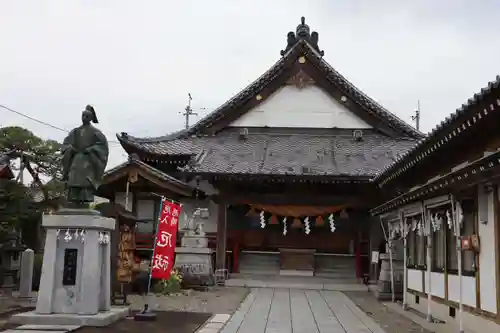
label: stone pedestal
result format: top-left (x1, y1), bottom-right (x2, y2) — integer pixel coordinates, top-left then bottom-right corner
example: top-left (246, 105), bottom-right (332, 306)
top-left (11, 208), bottom-right (129, 327)
top-left (175, 234), bottom-right (214, 286)
top-left (374, 253), bottom-right (404, 301)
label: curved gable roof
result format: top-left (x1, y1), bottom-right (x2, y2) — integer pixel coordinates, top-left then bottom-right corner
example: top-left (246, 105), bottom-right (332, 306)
top-left (118, 17), bottom-right (422, 152)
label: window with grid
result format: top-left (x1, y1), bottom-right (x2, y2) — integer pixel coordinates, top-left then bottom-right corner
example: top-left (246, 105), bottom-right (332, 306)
top-left (406, 222), bottom-right (415, 267)
top-left (416, 229), bottom-right (427, 268)
top-left (431, 213), bottom-right (446, 271)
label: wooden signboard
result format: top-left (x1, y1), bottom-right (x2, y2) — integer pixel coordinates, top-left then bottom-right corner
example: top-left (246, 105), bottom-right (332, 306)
top-left (117, 223), bottom-right (136, 283)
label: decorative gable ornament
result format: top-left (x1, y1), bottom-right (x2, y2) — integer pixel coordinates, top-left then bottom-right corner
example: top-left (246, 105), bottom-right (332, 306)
top-left (286, 70), bottom-right (315, 90)
top-left (280, 17), bottom-right (324, 56)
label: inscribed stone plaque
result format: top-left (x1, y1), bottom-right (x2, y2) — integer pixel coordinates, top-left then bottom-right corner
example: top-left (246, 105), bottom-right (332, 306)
top-left (62, 249), bottom-right (78, 286)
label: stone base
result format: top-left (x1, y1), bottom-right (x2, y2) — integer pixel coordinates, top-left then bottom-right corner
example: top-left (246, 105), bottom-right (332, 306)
top-left (373, 289), bottom-right (403, 301)
top-left (175, 247), bottom-right (214, 287)
top-left (280, 270), bottom-right (314, 277)
top-left (10, 307), bottom-right (130, 327)
top-left (180, 235), bottom-right (209, 248)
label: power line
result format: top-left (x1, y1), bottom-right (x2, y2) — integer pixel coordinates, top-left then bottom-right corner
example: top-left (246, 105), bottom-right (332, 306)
top-left (0, 103), bottom-right (122, 146)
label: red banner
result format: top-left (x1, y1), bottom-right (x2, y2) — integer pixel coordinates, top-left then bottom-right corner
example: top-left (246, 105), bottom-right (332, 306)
top-left (151, 199), bottom-right (181, 280)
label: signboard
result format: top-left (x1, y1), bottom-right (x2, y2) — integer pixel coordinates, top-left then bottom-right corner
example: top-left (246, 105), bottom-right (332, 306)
top-left (151, 200), bottom-right (181, 280)
top-left (117, 223), bottom-right (136, 283)
top-left (371, 251), bottom-right (380, 264)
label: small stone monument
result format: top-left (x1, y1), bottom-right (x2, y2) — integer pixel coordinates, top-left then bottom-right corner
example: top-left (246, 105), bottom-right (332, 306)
top-left (11, 105), bottom-right (129, 327)
top-left (18, 248), bottom-right (35, 299)
top-left (174, 208), bottom-right (214, 287)
top-left (374, 242), bottom-right (404, 301)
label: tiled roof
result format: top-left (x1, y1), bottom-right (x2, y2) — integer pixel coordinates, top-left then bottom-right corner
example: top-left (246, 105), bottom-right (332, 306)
top-left (118, 40), bottom-right (422, 144)
top-left (121, 129), bottom-right (416, 177)
top-left (374, 75), bottom-right (500, 186)
top-left (372, 149), bottom-right (500, 215)
top-left (181, 41), bottom-right (422, 138)
top-left (103, 158), bottom-right (192, 190)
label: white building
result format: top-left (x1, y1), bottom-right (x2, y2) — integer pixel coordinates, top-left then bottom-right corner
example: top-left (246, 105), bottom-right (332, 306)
top-left (372, 76), bottom-right (500, 332)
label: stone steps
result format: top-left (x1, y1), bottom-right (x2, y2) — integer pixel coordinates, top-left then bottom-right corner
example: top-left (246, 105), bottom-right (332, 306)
top-left (239, 253), bottom-right (280, 275)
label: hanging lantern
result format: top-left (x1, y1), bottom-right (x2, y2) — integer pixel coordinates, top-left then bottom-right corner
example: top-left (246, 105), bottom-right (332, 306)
top-left (315, 215), bottom-right (324, 226)
top-left (282, 217), bottom-right (288, 235)
top-left (292, 218), bottom-right (302, 228)
top-left (268, 215), bottom-right (278, 225)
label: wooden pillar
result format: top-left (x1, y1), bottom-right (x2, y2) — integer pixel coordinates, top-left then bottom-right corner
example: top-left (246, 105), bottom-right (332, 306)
top-left (215, 201), bottom-right (227, 270)
top-left (233, 241), bottom-right (240, 273)
top-left (355, 231), bottom-right (362, 279)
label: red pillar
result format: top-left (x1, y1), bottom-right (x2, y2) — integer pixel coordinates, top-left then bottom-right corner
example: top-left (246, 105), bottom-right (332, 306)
top-left (355, 232), bottom-right (362, 279)
top-left (233, 241), bottom-right (239, 273)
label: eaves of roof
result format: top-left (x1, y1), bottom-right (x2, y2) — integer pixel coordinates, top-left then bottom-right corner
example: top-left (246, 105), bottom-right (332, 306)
top-left (373, 75), bottom-right (500, 187)
top-left (371, 149), bottom-right (500, 215)
top-left (102, 158), bottom-right (193, 196)
top-left (117, 41), bottom-right (423, 150)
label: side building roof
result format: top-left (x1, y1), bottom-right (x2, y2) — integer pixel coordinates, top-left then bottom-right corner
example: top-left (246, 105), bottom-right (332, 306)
top-left (374, 75), bottom-right (500, 187)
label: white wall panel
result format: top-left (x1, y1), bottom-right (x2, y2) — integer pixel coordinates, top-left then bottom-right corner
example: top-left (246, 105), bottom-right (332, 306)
top-left (230, 85), bottom-right (372, 129)
top-left (448, 275), bottom-right (476, 308)
top-left (408, 269), bottom-right (423, 292)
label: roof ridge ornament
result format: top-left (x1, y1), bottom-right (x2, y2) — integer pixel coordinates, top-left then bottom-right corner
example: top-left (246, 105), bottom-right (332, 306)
top-left (280, 16), bottom-right (324, 57)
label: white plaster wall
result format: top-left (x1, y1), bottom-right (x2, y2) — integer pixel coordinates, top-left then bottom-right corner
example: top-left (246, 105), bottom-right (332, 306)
top-left (407, 292), bottom-right (500, 333)
top-left (229, 85), bottom-right (373, 129)
top-left (478, 189), bottom-right (498, 313)
top-left (448, 275), bottom-right (476, 307)
top-left (408, 269), bottom-right (423, 292)
top-left (424, 272), bottom-right (446, 298)
top-left (179, 198), bottom-right (218, 233)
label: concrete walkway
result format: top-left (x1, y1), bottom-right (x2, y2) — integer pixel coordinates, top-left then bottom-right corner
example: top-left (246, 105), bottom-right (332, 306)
top-left (220, 288), bottom-right (387, 333)
top-left (226, 275), bottom-right (366, 291)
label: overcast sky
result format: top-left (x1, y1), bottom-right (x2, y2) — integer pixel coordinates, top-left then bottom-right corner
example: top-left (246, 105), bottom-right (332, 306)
top-left (2, 0), bottom-right (500, 170)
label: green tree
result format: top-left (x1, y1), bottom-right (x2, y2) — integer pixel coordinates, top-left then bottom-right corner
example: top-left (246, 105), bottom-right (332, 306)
top-left (0, 179), bottom-right (39, 241)
top-left (0, 126), bottom-right (64, 201)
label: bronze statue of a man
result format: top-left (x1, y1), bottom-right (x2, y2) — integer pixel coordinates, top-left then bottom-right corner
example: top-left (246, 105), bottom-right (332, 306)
top-left (61, 105), bottom-right (109, 205)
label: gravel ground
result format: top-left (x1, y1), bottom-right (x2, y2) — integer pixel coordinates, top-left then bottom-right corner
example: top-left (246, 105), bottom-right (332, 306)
top-left (344, 291), bottom-right (433, 333)
top-left (0, 291), bottom-right (34, 331)
top-left (128, 287), bottom-right (249, 314)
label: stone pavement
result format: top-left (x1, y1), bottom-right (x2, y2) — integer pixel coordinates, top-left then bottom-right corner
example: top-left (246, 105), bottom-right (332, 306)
top-left (226, 275), bottom-right (366, 291)
top-left (220, 288), bottom-right (387, 333)
top-left (2, 324), bottom-right (81, 333)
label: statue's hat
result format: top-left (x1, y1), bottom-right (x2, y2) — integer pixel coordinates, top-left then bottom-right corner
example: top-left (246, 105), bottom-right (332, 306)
top-left (85, 104), bottom-right (99, 124)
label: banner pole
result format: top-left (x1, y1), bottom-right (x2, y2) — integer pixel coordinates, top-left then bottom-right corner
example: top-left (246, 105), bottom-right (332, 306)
top-left (147, 197), bottom-right (165, 296)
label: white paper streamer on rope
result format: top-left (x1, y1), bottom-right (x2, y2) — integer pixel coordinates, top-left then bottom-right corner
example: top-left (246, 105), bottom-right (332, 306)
top-left (446, 210), bottom-right (453, 231)
top-left (260, 211), bottom-right (266, 228)
top-left (304, 216), bottom-right (311, 235)
top-left (64, 229), bottom-right (72, 242)
top-left (430, 214), bottom-right (436, 232)
top-left (416, 220), bottom-right (424, 236)
top-left (282, 217), bottom-right (288, 235)
top-left (328, 213), bottom-right (336, 232)
top-left (454, 202), bottom-right (464, 236)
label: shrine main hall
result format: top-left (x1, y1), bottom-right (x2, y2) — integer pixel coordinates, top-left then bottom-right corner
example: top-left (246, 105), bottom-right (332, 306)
top-left (99, 17), bottom-right (422, 281)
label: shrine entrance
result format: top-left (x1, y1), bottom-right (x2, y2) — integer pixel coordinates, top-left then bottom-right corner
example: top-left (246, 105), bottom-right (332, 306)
top-left (225, 203), bottom-right (368, 281)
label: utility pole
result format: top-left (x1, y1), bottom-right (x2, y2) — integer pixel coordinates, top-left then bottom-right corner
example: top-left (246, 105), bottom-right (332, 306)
top-left (412, 100), bottom-right (421, 131)
top-left (180, 93), bottom-right (206, 129)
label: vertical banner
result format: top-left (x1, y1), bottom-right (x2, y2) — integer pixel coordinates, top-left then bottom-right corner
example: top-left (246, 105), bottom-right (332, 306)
top-left (151, 199), bottom-right (182, 280)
